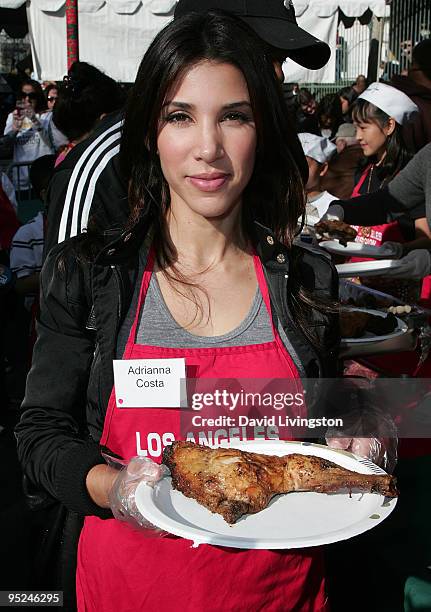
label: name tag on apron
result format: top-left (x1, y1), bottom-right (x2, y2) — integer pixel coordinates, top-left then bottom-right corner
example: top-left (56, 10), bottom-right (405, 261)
top-left (113, 358), bottom-right (186, 407)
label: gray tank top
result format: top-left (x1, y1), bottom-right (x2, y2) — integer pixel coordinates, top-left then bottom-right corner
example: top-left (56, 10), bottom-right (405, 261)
top-left (116, 251), bottom-right (274, 356)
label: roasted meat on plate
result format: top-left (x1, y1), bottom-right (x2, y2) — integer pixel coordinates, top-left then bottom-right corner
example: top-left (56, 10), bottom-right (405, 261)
top-left (163, 441), bottom-right (398, 524)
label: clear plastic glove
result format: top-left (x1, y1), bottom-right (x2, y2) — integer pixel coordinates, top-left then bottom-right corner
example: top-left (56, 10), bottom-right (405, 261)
top-left (325, 405), bottom-right (398, 473)
top-left (326, 436), bottom-right (397, 473)
top-left (107, 455), bottom-right (170, 531)
top-left (319, 203), bottom-right (345, 222)
top-left (383, 249), bottom-right (431, 279)
top-left (378, 241), bottom-right (404, 260)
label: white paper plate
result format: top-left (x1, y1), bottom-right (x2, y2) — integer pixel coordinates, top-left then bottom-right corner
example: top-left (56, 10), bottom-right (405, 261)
top-left (135, 440), bottom-right (397, 549)
top-left (336, 259), bottom-right (403, 278)
top-left (320, 240), bottom-right (396, 259)
top-left (341, 307), bottom-right (408, 344)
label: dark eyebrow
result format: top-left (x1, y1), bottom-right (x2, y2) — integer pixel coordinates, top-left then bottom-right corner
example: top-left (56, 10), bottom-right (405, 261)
top-left (162, 101), bottom-right (193, 110)
top-left (222, 101), bottom-right (252, 110)
top-left (162, 100), bottom-right (252, 110)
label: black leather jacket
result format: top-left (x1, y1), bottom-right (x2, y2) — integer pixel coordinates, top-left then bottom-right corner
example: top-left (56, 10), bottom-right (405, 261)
top-left (16, 210), bottom-right (339, 518)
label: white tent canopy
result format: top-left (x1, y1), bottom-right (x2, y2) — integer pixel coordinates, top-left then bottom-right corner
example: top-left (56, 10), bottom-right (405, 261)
top-left (28, 0), bottom-right (176, 82)
top-left (293, 1), bottom-right (387, 18)
top-left (283, 0), bottom-right (389, 83)
top-left (0, 0), bottom-right (389, 83)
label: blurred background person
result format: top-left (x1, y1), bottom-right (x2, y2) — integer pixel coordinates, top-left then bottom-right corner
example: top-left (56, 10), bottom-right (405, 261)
top-left (298, 132), bottom-right (338, 222)
top-left (10, 155), bottom-right (55, 306)
top-left (3, 155), bottom-right (55, 408)
top-left (296, 87), bottom-right (319, 134)
top-left (317, 93), bottom-right (343, 139)
top-left (53, 61), bottom-right (125, 166)
top-left (352, 74), bottom-right (367, 96)
top-left (10, 155), bottom-right (55, 365)
top-left (44, 84), bottom-right (58, 112)
top-left (338, 85), bottom-right (358, 123)
top-left (39, 83), bottom-right (68, 153)
top-left (390, 38), bottom-right (431, 153)
top-left (3, 80), bottom-right (54, 195)
top-left (321, 123), bottom-right (363, 199)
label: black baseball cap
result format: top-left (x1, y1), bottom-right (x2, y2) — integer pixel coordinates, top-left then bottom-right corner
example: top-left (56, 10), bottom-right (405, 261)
top-left (174, 0), bottom-right (330, 70)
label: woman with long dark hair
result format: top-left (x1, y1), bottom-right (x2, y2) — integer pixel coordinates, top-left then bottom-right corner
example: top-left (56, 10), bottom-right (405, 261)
top-left (39, 83), bottom-right (69, 152)
top-left (16, 12), bottom-right (340, 611)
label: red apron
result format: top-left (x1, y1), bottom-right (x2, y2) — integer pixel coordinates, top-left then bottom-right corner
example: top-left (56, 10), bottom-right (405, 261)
top-left (350, 165), bottom-right (404, 257)
top-left (76, 251), bottom-right (328, 612)
top-left (349, 165), bottom-right (431, 301)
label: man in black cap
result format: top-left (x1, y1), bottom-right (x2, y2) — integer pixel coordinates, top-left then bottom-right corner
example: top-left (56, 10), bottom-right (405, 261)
top-left (45, 0), bottom-right (331, 252)
top-left (175, 0), bottom-right (330, 78)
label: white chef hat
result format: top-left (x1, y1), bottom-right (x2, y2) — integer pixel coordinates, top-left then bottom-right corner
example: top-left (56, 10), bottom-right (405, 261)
top-left (298, 133), bottom-right (337, 164)
top-left (358, 82), bottom-right (419, 125)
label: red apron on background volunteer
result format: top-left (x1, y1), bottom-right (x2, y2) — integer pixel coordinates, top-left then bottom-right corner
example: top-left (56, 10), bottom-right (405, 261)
top-left (76, 250), bottom-right (328, 612)
top-left (350, 165), bottom-right (405, 259)
top-left (348, 165), bottom-right (431, 302)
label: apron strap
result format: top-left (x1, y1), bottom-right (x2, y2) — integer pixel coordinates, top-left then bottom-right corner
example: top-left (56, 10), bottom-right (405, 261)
top-left (252, 254), bottom-right (278, 336)
top-left (351, 164), bottom-right (372, 198)
top-left (123, 247), bottom-right (155, 357)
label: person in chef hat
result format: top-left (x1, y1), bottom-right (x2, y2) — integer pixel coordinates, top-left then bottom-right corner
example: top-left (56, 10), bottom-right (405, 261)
top-left (351, 82), bottom-right (418, 199)
top-left (344, 83), bottom-right (431, 302)
top-left (348, 82), bottom-right (430, 261)
top-left (298, 132), bottom-right (338, 224)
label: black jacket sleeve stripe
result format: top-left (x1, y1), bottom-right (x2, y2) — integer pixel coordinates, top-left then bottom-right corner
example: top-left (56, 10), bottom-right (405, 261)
top-left (76, 141), bottom-right (122, 235)
top-left (57, 119), bottom-right (123, 243)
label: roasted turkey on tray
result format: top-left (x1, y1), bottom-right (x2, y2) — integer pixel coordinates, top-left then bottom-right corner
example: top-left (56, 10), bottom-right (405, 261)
top-left (163, 441), bottom-right (398, 524)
